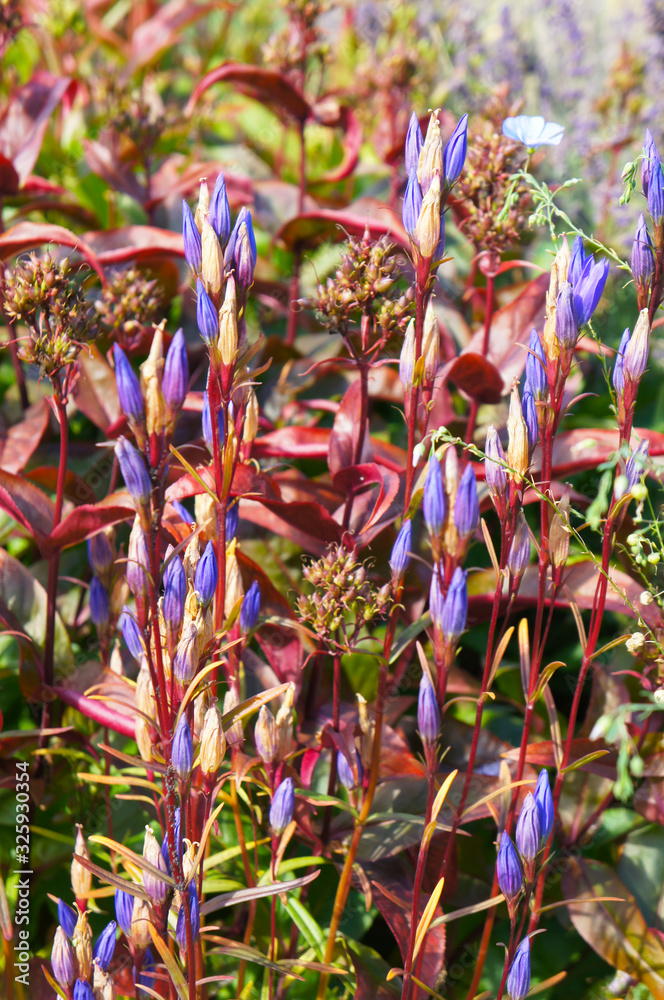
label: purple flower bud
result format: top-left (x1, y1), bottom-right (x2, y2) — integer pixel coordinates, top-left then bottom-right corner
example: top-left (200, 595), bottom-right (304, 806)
top-left (648, 154), bottom-right (664, 225)
top-left (114, 887), bottom-right (134, 934)
top-left (522, 389), bottom-right (538, 451)
top-left (625, 439), bottom-right (649, 492)
top-left (507, 513), bottom-right (531, 578)
top-left (632, 214), bottom-right (654, 287)
top-left (270, 776), bottom-right (295, 834)
top-left (405, 112), bottom-right (423, 173)
top-left (534, 770), bottom-right (554, 845)
top-left (454, 464), bottom-right (479, 538)
top-left (226, 502), bottom-right (239, 541)
top-left (402, 169), bottom-right (423, 238)
top-left (235, 222), bottom-right (255, 293)
top-left (74, 980), bottom-right (95, 1000)
top-left (237, 207), bottom-right (257, 263)
top-left (119, 605), bottom-right (143, 660)
top-left (337, 750), bottom-right (356, 790)
top-left (171, 498), bottom-right (192, 524)
top-left (143, 828), bottom-right (170, 906)
top-left (87, 533), bottom-right (113, 577)
top-left (127, 522), bottom-right (150, 603)
top-left (515, 793), bottom-right (541, 864)
top-left (163, 328), bottom-right (189, 413)
top-left (485, 426), bottom-right (507, 499)
top-left (113, 345), bottom-right (144, 424)
top-left (163, 553), bottom-right (186, 631)
top-left (93, 920), bottom-right (116, 971)
top-left (507, 937), bottom-right (531, 1000)
top-left (195, 541), bottom-right (218, 607)
top-left (555, 283), bottom-right (578, 347)
top-left (423, 452), bottom-right (446, 538)
top-left (642, 129), bottom-right (660, 196)
top-left (443, 113), bottom-right (468, 187)
top-left (202, 389), bottom-right (224, 452)
top-left (51, 926), bottom-right (75, 988)
top-left (173, 622), bottom-right (198, 688)
top-left (172, 714), bottom-right (193, 781)
top-left (417, 671), bottom-right (440, 744)
top-left (389, 519), bottom-right (412, 583)
top-left (182, 200), bottom-right (202, 270)
top-left (196, 278), bottom-right (219, 343)
top-left (176, 883), bottom-right (199, 950)
top-left (613, 328), bottom-right (630, 396)
top-left (115, 437), bottom-right (151, 509)
top-left (429, 569), bottom-right (445, 630)
top-left (568, 234), bottom-right (589, 288)
top-left (240, 579), bottom-right (261, 632)
top-left (525, 329), bottom-right (547, 400)
top-left (161, 807), bottom-right (182, 875)
top-left (210, 173), bottom-right (231, 243)
top-left (573, 256), bottom-right (609, 327)
top-left (441, 567), bottom-right (467, 643)
top-left (57, 898), bottom-right (77, 938)
top-left (496, 831), bottom-right (523, 902)
top-left (89, 576), bottom-right (109, 628)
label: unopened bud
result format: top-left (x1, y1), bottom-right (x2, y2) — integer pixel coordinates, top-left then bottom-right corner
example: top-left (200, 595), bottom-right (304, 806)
top-left (73, 909), bottom-right (93, 981)
top-left (254, 705), bottom-right (277, 764)
top-left (201, 216), bottom-right (223, 296)
top-left (399, 318), bottom-right (416, 393)
top-left (71, 827), bottom-right (91, 907)
top-left (218, 275), bottom-right (238, 367)
top-left (243, 386), bottom-right (259, 443)
top-left (200, 705), bottom-right (226, 778)
top-left (623, 308), bottom-right (650, 382)
top-left (422, 300), bottom-right (440, 384)
top-left (143, 827), bottom-right (170, 905)
top-left (415, 174), bottom-right (442, 259)
top-left (140, 327), bottom-right (166, 437)
top-left (223, 687), bottom-right (244, 748)
top-left (52, 926), bottom-right (76, 989)
top-left (194, 178), bottom-right (210, 232)
top-left (225, 540), bottom-right (244, 618)
top-left (275, 683), bottom-right (295, 760)
top-left (506, 384), bottom-right (529, 479)
top-left (417, 110), bottom-right (442, 195)
top-left (549, 487), bottom-right (571, 569)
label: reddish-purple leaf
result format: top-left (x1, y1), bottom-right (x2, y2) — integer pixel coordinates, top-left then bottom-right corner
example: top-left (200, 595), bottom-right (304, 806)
top-left (0, 398), bottom-right (49, 474)
top-left (318, 106), bottom-right (363, 183)
top-left (41, 493), bottom-right (135, 557)
top-left (0, 468), bottom-right (53, 543)
top-left (186, 62), bottom-right (312, 122)
top-left (328, 380), bottom-right (373, 475)
top-left (166, 462), bottom-right (280, 502)
top-left (127, 0), bottom-right (225, 73)
top-left (254, 425), bottom-right (406, 473)
top-left (0, 72), bottom-right (73, 190)
top-left (277, 201), bottom-right (409, 251)
top-left (146, 158), bottom-right (253, 211)
top-left (0, 221), bottom-right (106, 284)
top-left (26, 466), bottom-right (99, 507)
top-left (72, 344), bottom-right (122, 433)
top-left (440, 274), bottom-right (549, 400)
top-left (548, 427), bottom-right (664, 480)
top-left (82, 224), bottom-right (185, 266)
top-left (54, 660), bottom-right (137, 738)
top-left (240, 496), bottom-right (343, 554)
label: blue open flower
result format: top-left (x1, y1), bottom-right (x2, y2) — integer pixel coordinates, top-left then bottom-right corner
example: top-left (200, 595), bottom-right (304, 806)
top-left (502, 115), bottom-right (564, 150)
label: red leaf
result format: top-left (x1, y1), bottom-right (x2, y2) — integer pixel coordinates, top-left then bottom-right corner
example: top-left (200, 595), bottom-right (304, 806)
top-left (0, 72), bottom-right (73, 190)
top-left (0, 221), bottom-right (106, 284)
top-left (0, 398), bottom-right (49, 474)
top-left (41, 493), bottom-right (135, 558)
top-left (277, 200), bottom-right (409, 251)
top-left (127, 0), bottom-right (223, 72)
top-left (72, 344), bottom-right (122, 433)
top-left (318, 106), bottom-right (363, 183)
top-left (55, 661), bottom-right (137, 738)
top-left (502, 739), bottom-right (617, 776)
top-left (146, 158), bottom-right (253, 211)
top-left (440, 274), bottom-right (549, 399)
top-left (82, 225), bottom-right (185, 266)
top-left (186, 62), bottom-right (312, 122)
top-left (0, 469), bottom-right (53, 543)
top-left (26, 467), bottom-right (99, 506)
top-left (328, 380), bottom-right (373, 475)
top-left (166, 462), bottom-right (280, 502)
top-left (444, 351), bottom-right (504, 404)
top-left (548, 427), bottom-right (664, 479)
top-left (254, 425), bottom-right (406, 473)
top-left (240, 497), bottom-right (343, 554)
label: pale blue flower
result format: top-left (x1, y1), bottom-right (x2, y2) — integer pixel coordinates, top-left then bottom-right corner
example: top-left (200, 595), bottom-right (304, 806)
top-left (502, 115), bottom-right (565, 150)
